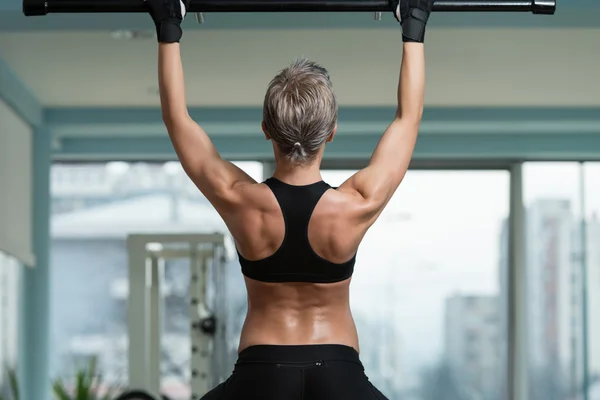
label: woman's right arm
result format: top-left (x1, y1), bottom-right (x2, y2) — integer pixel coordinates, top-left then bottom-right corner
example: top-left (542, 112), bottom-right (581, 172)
top-left (339, 1), bottom-right (432, 225)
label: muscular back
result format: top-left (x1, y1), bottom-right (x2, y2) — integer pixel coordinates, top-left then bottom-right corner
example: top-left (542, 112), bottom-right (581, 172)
top-left (232, 182), bottom-right (367, 264)
top-left (223, 181), bottom-right (372, 352)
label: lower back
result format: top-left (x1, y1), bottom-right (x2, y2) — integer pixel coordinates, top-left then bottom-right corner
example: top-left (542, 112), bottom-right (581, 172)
top-left (238, 278), bottom-right (360, 353)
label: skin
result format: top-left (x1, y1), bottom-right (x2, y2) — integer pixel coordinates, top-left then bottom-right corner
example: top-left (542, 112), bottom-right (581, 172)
top-left (157, 37), bottom-right (425, 354)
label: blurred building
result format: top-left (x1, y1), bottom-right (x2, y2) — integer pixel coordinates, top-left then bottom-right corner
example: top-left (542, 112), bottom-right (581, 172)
top-left (444, 294), bottom-right (500, 400)
top-left (526, 199), bottom-right (580, 396)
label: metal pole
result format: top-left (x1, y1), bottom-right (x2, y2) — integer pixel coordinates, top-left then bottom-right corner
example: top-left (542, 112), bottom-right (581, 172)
top-left (127, 236), bottom-right (149, 391)
top-left (509, 163), bottom-right (528, 400)
top-left (23, 0), bottom-right (556, 16)
top-left (147, 256), bottom-right (162, 398)
top-left (579, 162), bottom-right (590, 400)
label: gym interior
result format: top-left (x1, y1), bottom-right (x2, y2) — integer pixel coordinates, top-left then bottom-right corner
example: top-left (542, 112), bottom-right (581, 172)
top-left (1, 0), bottom-right (600, 399)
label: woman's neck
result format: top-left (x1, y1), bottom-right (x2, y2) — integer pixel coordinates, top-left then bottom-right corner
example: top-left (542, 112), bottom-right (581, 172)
top-left (272, 161), bottom-right (323, 186)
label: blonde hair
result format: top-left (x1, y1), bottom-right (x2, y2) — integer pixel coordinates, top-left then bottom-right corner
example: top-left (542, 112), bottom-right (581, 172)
top-left (263, 58), bottom-right (338, 164)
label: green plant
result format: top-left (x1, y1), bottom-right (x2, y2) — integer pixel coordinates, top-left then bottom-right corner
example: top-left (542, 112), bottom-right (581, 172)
top-left (0, 366), bottom-right (19, 400)
top-left (52, 357), bottom-right (118, 400)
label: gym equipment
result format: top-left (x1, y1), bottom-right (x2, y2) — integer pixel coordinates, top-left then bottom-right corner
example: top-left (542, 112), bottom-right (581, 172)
top-left (127, 234), bottom-right (229, 399)
top-left (23, 0), bottom-right (556, 17)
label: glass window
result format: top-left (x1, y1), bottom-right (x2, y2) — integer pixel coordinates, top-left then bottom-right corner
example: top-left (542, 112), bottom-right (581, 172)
top-left (0, 252), bottom-right (20, 398)
top-left (322, 170), bottom-right (510, 400)
top-left (50, 162), bottom-right (263, 399)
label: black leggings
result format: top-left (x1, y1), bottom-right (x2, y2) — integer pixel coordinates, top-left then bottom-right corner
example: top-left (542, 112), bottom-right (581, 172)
top-left (200, 344), bottom-right (388, 400)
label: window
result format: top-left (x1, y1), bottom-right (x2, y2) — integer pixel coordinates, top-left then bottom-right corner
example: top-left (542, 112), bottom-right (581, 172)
top-left (50, 162), bottom-right (263, 399)
top-left (321, 170), bottom-right (509, 400)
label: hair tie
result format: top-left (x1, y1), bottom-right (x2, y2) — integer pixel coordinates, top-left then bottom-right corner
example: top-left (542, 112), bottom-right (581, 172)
top-left (294, 142), bottom-right (302, 149)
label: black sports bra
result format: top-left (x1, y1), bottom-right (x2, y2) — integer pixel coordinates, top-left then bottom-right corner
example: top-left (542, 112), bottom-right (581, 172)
top-left (237, 177), bottom-right (356, 283)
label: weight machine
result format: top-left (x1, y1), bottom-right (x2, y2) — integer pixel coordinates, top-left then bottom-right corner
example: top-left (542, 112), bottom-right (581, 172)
top-left (126, 234), bottom-right (230, 400)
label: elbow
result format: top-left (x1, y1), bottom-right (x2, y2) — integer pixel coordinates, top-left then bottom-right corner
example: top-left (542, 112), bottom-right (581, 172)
top-left (161, 111), bottom-right (190, 131)
top-left (395, 106), bottom-right (424, 125)
top-left (161, 114), bottom-right (176, 135)
top-left (411, 109), bottom-right (424, 125)
top-left (161, 110), bottom-right (179, 126)
top-left (416, 105), bottom-right (424, 122)
top-left (395, 112), bottom-right (423, 128)
top-left (161, 113), bottom-right (173, 128)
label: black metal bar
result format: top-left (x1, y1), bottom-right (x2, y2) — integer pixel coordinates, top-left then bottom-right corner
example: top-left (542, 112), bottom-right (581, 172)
top-left (23, 0), bottom-right (556, 16)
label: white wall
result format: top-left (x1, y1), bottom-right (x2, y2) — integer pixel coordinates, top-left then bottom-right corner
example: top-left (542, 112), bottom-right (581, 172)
top-left (0, 98), bottom-right (34, 266)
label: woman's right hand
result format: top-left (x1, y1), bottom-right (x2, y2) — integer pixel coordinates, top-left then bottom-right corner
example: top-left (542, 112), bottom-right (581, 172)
top-left (393, 0), bottom-right (434, 43)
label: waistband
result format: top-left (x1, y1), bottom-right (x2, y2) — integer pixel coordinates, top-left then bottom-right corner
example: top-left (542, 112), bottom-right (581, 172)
top-left (237, 344), bottom-right (361, 365)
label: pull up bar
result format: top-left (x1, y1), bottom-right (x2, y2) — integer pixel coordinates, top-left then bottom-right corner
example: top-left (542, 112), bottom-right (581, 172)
top-left (23, 0), bottom-right (556, 17)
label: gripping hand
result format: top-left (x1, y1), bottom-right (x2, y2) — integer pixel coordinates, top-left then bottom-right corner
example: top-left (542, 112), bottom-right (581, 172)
top-left (393, 0), bottom-right (434, 43)
top-left (146, 0), bottom-right (188, 43)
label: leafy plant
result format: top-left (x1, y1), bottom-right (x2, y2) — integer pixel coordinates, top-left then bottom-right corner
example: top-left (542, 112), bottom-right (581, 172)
top-left (52, 357), bottom-right (119, 400)
top-left (0, 366), bottom-right (19, 400)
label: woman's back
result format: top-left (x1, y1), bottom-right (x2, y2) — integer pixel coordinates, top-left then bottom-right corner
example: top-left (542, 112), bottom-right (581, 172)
top-left (241, 279), bottom-right (358, 352)
top-left (230, 177), bottom-right (368, 352)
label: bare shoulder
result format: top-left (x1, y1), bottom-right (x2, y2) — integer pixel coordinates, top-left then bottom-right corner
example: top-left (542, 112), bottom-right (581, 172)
top-left (310, 185), bottom-right (379, 237)
top-left (226, 180), bottom-right (283, 260)
top-left (322, 185), bottom-right (378, 223)
top-left (308, 186), bottom-right (373, 262)
top-left (224, 180), bottom-right (279, 234)
top-left (233, 181), bottom-right (278, 211)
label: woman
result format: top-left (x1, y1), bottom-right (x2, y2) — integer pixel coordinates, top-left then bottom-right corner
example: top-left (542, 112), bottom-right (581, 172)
top-left (146, 0), bottom-right (432, 398)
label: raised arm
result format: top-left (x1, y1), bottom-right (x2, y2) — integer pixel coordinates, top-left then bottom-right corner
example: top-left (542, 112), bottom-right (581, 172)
top-left (147, 0), bottom-right (256, 211)
top-left (339, 0), bottom-right (432, 224)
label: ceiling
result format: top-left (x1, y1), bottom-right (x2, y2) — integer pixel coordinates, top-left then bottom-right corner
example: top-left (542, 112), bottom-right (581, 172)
top-left (0, 28), bottom-right (599, 108)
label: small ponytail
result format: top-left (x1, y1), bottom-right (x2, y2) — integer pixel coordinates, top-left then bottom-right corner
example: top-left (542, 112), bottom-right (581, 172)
top-left (289, 142), bottom-right (308, 164)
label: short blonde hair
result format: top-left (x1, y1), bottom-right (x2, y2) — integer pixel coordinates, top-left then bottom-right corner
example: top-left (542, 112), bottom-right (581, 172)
top-left (263, 58), bottom-right (338, 164)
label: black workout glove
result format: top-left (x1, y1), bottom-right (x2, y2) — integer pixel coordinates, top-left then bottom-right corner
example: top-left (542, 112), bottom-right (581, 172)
top-left (393, 0), bottom-right (434, 43)
top-left (145, 0), bottom-right (188, 43)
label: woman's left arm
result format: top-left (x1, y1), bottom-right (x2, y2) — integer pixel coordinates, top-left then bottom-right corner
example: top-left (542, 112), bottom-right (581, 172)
top-left (148, 0), bottom-right (256, 209)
